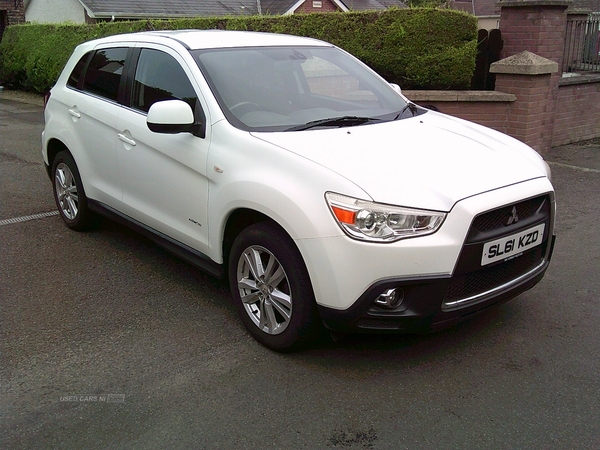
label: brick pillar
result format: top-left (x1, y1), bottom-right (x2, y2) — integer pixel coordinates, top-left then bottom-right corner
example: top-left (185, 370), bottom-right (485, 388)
top-left (498, 0), bottom-right (571, 63)
top-left (491, 51), bottom-right (558, 152)
top-left (496, 0), bottom-right (571, 153)
top-left (0, 0), bottom-right (25, 42)
top-left (0, 0), bottom-right (25, 24)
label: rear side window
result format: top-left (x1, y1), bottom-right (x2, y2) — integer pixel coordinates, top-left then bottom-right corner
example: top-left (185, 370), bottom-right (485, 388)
top-left (132, 48), bottom-right (198, 113)
top-left (81, 47), bottom-right (128, 102)
top-left (67, 52), bottom-right (91, 88)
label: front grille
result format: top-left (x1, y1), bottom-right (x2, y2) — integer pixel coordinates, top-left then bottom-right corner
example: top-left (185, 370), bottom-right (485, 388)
top-left (443, 194), bottom-right (552, 311)
top-left (467, 195), bottom-right (549, 241)
top-left (444, 247), bottom-right (544, 303)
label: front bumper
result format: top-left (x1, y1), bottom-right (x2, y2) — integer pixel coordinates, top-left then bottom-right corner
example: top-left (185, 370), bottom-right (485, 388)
top-left (305, 178), bottom-right (556, 333)
top-left (318, 234), bottom-right (555, 333)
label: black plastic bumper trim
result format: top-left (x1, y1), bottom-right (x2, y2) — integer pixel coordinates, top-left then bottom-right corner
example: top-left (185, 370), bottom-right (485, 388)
top-left (318, 235), bottom-right (555, 334)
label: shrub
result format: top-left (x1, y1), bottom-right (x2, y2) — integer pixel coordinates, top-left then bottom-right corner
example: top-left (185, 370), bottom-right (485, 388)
top-left (0, 9), bottom-right (477, 93)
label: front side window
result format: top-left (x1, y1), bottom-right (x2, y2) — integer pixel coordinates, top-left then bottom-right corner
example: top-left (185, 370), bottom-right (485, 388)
top-left (132, 48), bottom-right (198, 113)
top-left (81, 47), bottom-right (127, 102)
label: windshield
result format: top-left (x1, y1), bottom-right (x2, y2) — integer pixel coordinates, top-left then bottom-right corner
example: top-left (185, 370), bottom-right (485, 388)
top-left (192, 46), bottom-right (414, 132)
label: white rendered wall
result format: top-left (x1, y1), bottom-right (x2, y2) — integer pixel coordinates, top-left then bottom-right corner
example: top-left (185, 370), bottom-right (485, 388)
top-left (26, 0), bottom-right (86, 24)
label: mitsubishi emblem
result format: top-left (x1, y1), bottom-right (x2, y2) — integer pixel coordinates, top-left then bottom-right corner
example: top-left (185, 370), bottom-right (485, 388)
top-left (505, 206), bottom-right (519, 226)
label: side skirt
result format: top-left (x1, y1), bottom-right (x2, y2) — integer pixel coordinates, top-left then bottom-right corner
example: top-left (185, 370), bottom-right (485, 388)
top-left (88, 199), bottom-right (224, 279)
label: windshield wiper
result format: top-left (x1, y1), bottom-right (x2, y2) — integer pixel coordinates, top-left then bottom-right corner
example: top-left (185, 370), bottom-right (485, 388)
top-left (285, 116), bottom-right (380, 132)
top-left (393, 102), bottom-right (420, 120)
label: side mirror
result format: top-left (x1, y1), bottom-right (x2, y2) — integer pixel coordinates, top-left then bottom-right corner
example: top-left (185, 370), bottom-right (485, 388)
top-left (147, 100), bottom-right (194, 134)
top-left (389, 83), bottom-right (402, 95)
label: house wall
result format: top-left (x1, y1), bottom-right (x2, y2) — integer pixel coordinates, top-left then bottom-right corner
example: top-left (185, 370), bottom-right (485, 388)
top-left (25, 0), bottom-right (86, 24)
top-left (295, 0), bottom-right (341, 13)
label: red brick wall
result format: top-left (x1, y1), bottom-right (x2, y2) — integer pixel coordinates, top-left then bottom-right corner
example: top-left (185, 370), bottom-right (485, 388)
top-left (295, 0), bottom-right (341, 13)
top-left (404, 74), bottom-right (600, 153)
top-left (500, 6), bottom-right (568, 66)
top-left (498, 2), bottom-right (571, 152)
top-left (391, 1), bottom-right (600, 151)
top-left (0, 0), bottom-right (24, 23)
top-left (553, 79), bottom-right (600, 146)
top-left (0, 0), bottom-right (24, 42)
top-left (405, 75), bottom-right (600, 151)
top-left (411, 101), bottom-right (513, 134)
top-left (494, 73), bottom-right (555, 152)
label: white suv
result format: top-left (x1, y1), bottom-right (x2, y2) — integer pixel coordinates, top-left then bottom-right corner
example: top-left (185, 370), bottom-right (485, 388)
top-left (43, 30), bottom-right (556, 350)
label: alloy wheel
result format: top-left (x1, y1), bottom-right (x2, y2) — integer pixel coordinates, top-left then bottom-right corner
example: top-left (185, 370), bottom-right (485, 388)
top-left (236, 245), bottom-right (292, 335)
top-left (54, 162), bottom-right (79, 220)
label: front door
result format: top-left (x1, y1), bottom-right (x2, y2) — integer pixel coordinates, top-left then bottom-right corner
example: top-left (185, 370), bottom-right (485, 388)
top-left (117, 47), bottom-right (211, 254)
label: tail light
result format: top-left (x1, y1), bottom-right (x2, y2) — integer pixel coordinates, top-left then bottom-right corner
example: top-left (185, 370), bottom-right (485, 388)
top-left (43, 92), bottom-right (51, 109)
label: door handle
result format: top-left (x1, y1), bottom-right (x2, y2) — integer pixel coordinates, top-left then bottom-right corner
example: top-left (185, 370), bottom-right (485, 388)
top-left (68, 108), bottom-right (81, 119)
top-left (117, 133), bottom-right (136, 147)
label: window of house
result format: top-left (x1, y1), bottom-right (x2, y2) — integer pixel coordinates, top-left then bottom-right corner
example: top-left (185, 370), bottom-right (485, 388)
top-left (132, 49), bottom-right (198, 113)
top-left (81, 48), bottom-right (128, 102)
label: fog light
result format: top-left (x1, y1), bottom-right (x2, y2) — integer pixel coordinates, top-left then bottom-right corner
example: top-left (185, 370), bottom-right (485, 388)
top-left (375, 288), bottom-right (404, 309)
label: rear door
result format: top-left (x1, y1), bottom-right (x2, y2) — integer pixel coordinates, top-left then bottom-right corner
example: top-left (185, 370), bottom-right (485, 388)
top-left (116, 45), bottom-right (211, 254)
top-left (62, 46), bottom-right (130, 207)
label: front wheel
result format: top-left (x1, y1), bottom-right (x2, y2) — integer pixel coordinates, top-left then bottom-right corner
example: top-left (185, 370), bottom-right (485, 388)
top-left (51, 151), bottom-right (98, 231)
top-left (228, 222), bottom-right (322, 351)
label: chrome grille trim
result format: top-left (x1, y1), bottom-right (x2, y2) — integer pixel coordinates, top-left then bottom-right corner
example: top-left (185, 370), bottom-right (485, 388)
top-left (441, 259), bottom-right (547, 312)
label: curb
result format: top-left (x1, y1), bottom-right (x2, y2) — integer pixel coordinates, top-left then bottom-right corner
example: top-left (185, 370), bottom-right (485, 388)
top-left (0, 89), bottom-right (45, 107)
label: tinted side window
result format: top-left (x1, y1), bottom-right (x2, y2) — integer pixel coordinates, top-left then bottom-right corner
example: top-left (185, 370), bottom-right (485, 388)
top-left (82, 47), bottom-right (127, 102)
top-left (67, 51), bottom-right (91, 88)
top-left (132, 49), bottom-right (198, 113)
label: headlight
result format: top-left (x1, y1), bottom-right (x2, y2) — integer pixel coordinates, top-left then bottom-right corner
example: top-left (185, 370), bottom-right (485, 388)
top-left (543, 160), bottom-right (552, 182)
top-left (325, 192), bottom-right (446, 243)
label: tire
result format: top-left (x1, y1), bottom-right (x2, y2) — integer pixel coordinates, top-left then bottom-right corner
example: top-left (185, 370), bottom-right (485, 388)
top-left (51, 151), bottom-right (98, 231)
top-left (228, 222), bottom-right (322, 351)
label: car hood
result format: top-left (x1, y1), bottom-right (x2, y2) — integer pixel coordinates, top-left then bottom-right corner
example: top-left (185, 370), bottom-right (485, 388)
top-left (251, 112), bottom-right (548, 211)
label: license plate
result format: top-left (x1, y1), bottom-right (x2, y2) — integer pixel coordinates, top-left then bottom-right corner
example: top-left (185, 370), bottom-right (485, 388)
top-left (481, 223), bottom-right (545, 266)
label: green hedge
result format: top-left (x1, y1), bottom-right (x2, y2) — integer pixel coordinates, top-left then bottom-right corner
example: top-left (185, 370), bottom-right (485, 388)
top-left (0, 9), bottom-right (477, 93)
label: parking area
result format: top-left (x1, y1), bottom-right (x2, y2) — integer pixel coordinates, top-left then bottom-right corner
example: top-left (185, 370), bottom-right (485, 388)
top-left (1, 92), bottom-right (599, 449)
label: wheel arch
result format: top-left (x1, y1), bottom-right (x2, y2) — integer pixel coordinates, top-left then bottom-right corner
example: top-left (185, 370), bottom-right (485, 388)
top-left (222, 208), bottom-right (281, 277)
top-left (226, 218), bottom-right (323, 350)
top-left (45, 138), bottom-right (70, 178)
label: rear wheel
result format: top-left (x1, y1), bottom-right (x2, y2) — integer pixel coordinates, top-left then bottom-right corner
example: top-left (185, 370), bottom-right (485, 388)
top-left (229, 222), bottom-right (321, 351)
top-left (52, 151), bottom-right (98, 230)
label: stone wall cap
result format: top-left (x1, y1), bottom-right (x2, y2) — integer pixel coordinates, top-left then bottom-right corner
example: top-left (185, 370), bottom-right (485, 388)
top-left (403, 90), bottom-right (516, 102)
top-left (497, 0), bottom-right (572, 7)
top-left (490, 51), bottom-right (559, 75)
top-left (566, 9), bottom-right (592, 15)
top-left (559, 72), bottom-right (600, 86)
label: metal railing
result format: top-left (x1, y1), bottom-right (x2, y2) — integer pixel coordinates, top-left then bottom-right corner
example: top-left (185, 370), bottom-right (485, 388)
top-left (562, 16), bottom-right (600, 73)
